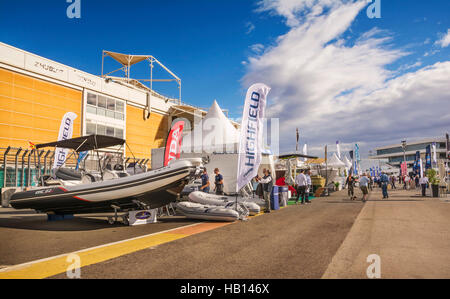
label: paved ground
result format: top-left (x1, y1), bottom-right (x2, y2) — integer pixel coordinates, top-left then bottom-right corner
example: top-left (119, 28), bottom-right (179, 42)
top-left (1, 186), bottom-right (449, 279)
top-left (323, 188), bottom-right (450, 279)
top-left (0, 211), bottom-right (198, 266)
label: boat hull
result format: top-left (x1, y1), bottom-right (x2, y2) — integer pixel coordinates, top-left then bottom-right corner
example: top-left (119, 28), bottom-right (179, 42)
top-left (10, 160), bottom-right (197, 215)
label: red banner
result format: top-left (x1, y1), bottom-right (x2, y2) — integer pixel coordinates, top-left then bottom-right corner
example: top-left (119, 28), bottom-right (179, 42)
top-left (401, 162), bottom-right (407, 176)
top-left (163, 120), bottom-right (185, 166)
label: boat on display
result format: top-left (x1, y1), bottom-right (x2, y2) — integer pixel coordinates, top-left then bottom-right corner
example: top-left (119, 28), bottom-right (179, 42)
top-left (176, 201), bottom-right (239, 222)
top-left (188, 191), bottom-right (261, 216)
top-left (9, 135), bottom-right (203, 216)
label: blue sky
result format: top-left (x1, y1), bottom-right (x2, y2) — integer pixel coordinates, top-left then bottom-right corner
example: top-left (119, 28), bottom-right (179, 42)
top-left (1, 0), bottom-right (449, 156)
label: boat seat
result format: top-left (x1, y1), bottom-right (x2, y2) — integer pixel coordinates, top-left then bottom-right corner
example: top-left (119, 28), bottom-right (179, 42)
top-left (55, 168), bottom-right (82, 181)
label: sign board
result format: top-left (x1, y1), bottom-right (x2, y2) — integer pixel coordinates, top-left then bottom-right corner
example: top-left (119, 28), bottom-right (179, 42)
top-left (128, 210), bottom-right (157, 226)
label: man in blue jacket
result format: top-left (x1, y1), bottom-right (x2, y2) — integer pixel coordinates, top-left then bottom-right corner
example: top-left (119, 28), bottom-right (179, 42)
top-left (380, 172), bottom-right (389, 199)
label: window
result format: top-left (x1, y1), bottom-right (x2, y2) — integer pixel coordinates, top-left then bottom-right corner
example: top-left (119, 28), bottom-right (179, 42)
top-left (86, 92), bottom-right (125, 121)
top-left (116, 101), bottom-right (124, 112)
top-left (97, 124), bottom-right (106, 135)
top-left (86, 122), bottom-right (96, 135)
top-left (87, 93), bottom-right (97, 106)
top-left (106, 126), bottom-right (115, 137)
top-left (115, 128), bottom-right (124, 139)
top-left (97, 96), bottom-right (107, 109)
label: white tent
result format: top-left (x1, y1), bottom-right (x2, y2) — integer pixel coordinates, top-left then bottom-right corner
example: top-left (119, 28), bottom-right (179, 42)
top-left (343, 155), bottom-right (353, 169)
top-left (328, 153), bottom-right (346, 168)
top-left (181, 100), bottom-right (239, 153)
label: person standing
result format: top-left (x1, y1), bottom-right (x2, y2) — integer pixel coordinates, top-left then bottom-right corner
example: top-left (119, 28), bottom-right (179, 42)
top-left (214, 168), bottom-right (224, 195)
top-left (380, 172), bottom-right (389, 199)
top-left (257, 169), bottom-right (273, 213)
top-left (391, 175), bottom-right (396, 189)
top-left (368, 175), bottom-right (373, 191)
top-left (199, 168), bottom-right (210, 193)
top-left (419, 173), bottom-right (429, 197)
top-left (414, 175), bottom-right (420, 189)
top-left (345, 173), bottom-right (356, 200)
top-left (404, 175), bottom-right (410, 190)
top-left (295, 169), bottom-right (308, 204)
top-left (359, 173), bottom-right (370, 202)
top-left (304, 169), bottom-right (312, 204)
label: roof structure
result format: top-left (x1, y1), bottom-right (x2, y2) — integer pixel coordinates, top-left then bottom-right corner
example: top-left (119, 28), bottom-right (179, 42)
top-left (36, 135), bottom-right (125, 152)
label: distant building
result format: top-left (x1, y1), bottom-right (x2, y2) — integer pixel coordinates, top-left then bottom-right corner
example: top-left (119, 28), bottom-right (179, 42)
top-left (371, 137), bottom-right (448, 169)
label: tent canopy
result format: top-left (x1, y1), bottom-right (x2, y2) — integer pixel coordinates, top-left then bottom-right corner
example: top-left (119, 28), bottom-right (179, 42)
top-left (328, 153), bottom-right (346, 168)
top-left (36, 135), bottom-right (125, 152)
top-left (343, 156), bottom-right (353, 169)
top-left (181, 100), bottom-right (240, 153)
top-left (104, 51), bottom-right (149, 66)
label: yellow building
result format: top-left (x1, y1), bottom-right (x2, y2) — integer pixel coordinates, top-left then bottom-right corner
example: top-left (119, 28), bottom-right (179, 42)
top-left (0, 42), bottom-right (204, 177)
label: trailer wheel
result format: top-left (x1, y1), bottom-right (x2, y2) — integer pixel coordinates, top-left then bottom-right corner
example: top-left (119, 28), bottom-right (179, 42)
top-left (122, 216), bottom-right (129, 226)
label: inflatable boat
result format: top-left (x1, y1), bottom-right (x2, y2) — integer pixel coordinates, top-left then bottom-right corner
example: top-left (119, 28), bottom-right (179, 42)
top-left (188, 191), bottom-right (261, 215)
top-left (10, 159), bottom-right (202, 215)
top-left (176, 201), bottom-right (239, 222)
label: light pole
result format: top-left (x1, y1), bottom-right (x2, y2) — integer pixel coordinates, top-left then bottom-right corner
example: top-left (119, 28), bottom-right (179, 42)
top-left (401, 140), bottom-right (407, 175)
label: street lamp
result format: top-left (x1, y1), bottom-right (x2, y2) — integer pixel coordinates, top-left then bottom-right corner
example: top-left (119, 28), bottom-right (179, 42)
top-left (401, 140), bottom-right (407, 175)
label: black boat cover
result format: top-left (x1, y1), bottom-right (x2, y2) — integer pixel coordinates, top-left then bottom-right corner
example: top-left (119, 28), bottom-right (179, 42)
top-left (36, 135), bottom-right (125, 152)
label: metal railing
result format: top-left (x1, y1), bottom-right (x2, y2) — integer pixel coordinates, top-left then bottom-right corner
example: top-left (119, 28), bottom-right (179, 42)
top-left (0, 147), bottom-right (151, 189)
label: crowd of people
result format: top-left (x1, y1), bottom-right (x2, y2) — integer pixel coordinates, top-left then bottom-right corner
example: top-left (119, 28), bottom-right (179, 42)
top-left (343, 171), bottom-right (432, 201)
top-left (197, 166), bottom-right (436, 215)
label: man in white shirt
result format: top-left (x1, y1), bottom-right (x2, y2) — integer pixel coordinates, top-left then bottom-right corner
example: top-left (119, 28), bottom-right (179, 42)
top-left (419, 174), bottom-right (429, 197)
top-left (295, 169), bottom-right (308, 204)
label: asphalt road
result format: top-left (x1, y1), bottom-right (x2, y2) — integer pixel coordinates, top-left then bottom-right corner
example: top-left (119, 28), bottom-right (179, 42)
top-left (51, 193), bottom-right (365, 279)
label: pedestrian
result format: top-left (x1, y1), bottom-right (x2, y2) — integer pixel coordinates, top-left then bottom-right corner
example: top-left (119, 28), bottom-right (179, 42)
top-left (305, 169), bottom-right (312, 204)
top-left (295, 169), bottom-right (308, 204)
top-left (214, 168), bottom-right (224, 195)
top-left (359, 173), bottom-right (370, 202)
top-left (368, 175), bottom-right (373, 191)
top-left (415, 175), bottom-right (420, 189)
top-left (380, 172), bottom-right (389, 199)
top-left (345, 173), bottom-right (356, 200)
top-left (419, 173), bottom-right (429, 197)
top-left (391, 175), bottom-right (396, 189)
top-left (404, 175), bottom-right (410, 190)
top-left (257, 169), bottom-right (273, 213)
top-left (199, 168), bottom-right (210, 193)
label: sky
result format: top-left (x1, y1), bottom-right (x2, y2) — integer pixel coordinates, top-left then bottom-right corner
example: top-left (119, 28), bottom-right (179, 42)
top-left (1, 0), bottom-right (449, 158)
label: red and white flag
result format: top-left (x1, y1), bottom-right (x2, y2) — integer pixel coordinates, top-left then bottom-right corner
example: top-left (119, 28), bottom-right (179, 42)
top-left (164, 120), bottom-right (185, 166)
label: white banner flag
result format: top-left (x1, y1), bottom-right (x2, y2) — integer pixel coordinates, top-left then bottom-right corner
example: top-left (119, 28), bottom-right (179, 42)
top-left (236, 83), bottom-right (271, 192)
top-left (432, 142), bottom-right (437, 163)
top-left (53, 112), bottom-right (78, 169)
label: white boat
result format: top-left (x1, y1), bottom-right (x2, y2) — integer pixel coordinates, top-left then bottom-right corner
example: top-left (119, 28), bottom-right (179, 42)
top-left (188, 191), bottom-right (261, 215)
top-left (176, 201), bottom-right (239, 222)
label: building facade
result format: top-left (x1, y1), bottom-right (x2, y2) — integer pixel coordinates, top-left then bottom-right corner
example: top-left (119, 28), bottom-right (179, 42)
top-left (0, 42), bottom-right (206, 172)
top-left (372, 137), bottom-right (449, 169)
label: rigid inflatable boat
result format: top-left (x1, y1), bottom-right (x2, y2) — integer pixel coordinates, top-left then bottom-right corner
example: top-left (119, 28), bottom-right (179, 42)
top-left (188, 191), bottom-right (261, 215)
top-left (176, 201), bottom-right (239, 222)
top-left (10, 159), bottom-right (202, 215)
top-left (9, 134), bottom-right (203, 215)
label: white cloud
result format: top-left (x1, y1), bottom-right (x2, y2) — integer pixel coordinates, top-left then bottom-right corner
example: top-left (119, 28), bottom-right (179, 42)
top-left (249, 43), bottom-right (265, 54)
top-left (245, 22), bottom-right (255, 34)
top-left (435, 29), bottom-right (450, 48)
top-left (243, 0), bottom-right (450, 157)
